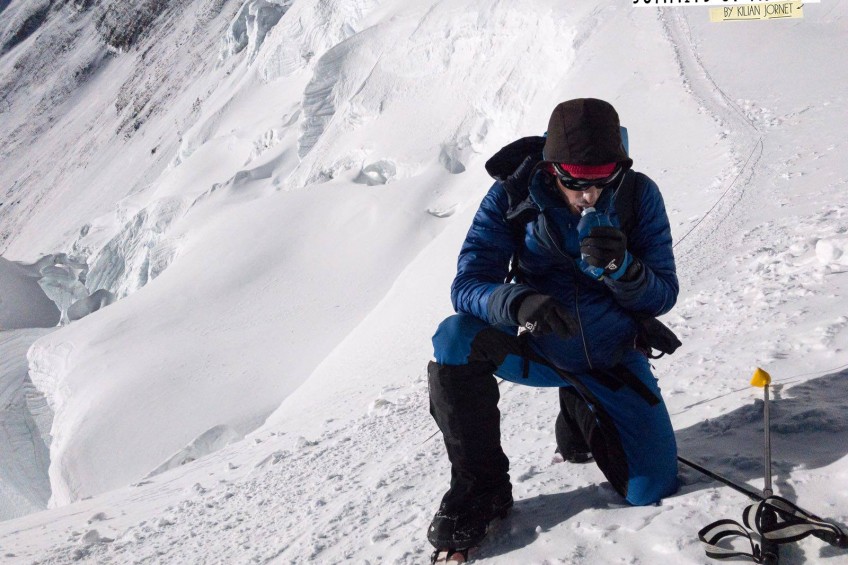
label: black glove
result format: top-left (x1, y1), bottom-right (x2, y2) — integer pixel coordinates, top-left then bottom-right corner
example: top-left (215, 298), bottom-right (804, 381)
top-left (579, 226), bottom-right (634, 281)
top-left (516, 294), bottom-right (579, 338)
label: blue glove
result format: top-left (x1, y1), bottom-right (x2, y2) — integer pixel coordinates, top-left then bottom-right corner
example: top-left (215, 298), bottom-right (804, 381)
top-left (576, 209), bottom-right (632, 281)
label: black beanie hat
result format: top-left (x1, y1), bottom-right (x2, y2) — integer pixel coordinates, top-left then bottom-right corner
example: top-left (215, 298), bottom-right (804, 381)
top-left (543, 98), bottom-right (632, 170)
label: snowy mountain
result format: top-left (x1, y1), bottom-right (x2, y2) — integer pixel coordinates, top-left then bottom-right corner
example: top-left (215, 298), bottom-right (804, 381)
top-left (1, 0), bottom-right (848, 563)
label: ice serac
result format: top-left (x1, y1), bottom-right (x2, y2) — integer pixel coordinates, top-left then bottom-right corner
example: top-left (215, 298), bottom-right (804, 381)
top-left (0, 257), bottom-right (60, 330)
top-left (33, 254), bottom-right (90, 324)
top-left (26, 334), bottom-right (95, 507)
top-left (6, 253), bottom-right (118, 326)
top-left (26, 338), bottom-right (73, 421)
top-left (0, 329), bottom-right (53, 521)
top-left (297, 41), bottom-right (350, 160)
top-left (83, 198), bottom-right (188, 298)
top-left (221, 0), bottom-right (291, 62)
top-left (25, 333), bottom-right (79, 508)
top-left (294, 24), bottom-right (388, 164)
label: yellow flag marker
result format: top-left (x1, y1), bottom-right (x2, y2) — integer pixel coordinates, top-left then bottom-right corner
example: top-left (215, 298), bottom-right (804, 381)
top-left (751, 367), bottom-right (772, 388)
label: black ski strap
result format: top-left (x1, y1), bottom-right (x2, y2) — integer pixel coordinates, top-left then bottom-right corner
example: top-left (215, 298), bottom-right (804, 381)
top-left (698, 518), bottom-right (764, 563)
top-left (744, 496), bottom-right (847, 548)
top-left (698, 496), bottom-right (848, 563)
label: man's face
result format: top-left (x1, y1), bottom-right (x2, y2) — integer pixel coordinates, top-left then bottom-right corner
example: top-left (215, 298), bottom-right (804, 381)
top-left (555, 174), bottom-right (608, 215)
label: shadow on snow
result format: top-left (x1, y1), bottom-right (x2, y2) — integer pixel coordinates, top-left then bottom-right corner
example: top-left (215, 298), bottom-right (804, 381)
top-left (478, 369), bottom-right (848, 562)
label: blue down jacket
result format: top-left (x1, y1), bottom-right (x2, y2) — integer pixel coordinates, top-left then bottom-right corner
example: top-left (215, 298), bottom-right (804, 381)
top-left (450, 169), bottom-right (678, 373)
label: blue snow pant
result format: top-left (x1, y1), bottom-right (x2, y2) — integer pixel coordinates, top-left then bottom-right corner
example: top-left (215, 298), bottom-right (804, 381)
top-left (430, 314), bottom-right (678, 507)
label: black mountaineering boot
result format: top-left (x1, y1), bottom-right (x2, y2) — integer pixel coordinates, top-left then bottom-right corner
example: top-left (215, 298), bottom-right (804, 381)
top-left (427, 488), bottom-right (514, 549)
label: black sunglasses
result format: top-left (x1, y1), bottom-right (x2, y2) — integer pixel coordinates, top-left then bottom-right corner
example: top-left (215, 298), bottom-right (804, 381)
top-left (552, 163), bottom-right (623, 191)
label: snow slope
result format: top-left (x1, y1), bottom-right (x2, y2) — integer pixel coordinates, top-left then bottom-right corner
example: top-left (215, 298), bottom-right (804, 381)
top-left (1, 0), bottom-right (848, 563)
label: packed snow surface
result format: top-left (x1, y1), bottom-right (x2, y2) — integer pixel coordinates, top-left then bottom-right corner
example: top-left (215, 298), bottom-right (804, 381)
top-left (1, 0), bottom-right (847, 563)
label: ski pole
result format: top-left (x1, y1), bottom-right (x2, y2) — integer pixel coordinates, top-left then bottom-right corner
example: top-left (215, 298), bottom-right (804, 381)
top-left (751, 368), bottom-right (773, 497)
top-left (677, 455), bottom-right (764, 502)
top-left (751, 368), bottom-right (779, 564)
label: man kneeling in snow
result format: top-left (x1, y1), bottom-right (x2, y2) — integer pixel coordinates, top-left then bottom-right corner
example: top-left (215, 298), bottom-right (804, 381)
top-left (427, 98), bottom-right (679, 557)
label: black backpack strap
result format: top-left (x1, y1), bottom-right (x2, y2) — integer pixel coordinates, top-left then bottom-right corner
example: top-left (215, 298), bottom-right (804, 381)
top-left (612, 169), bottom-right (643, 236)
top-left (502, 156), bottom-right (543, 222)
top-left (491, 150), bottom-right (543, 284)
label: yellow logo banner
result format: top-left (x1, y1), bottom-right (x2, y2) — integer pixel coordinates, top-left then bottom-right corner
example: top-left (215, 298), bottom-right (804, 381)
top-left (710, 1), bottom-right (804, 21)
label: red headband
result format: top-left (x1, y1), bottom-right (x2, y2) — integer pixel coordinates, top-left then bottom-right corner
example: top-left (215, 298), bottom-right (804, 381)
top-left (553, 163), bottom-right (617, 176)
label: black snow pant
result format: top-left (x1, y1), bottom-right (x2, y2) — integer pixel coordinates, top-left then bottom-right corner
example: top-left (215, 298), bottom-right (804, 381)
top-left (429, 359), bottom-right (629, 506)
top-left (428, 360), bottom-right (512, 510)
